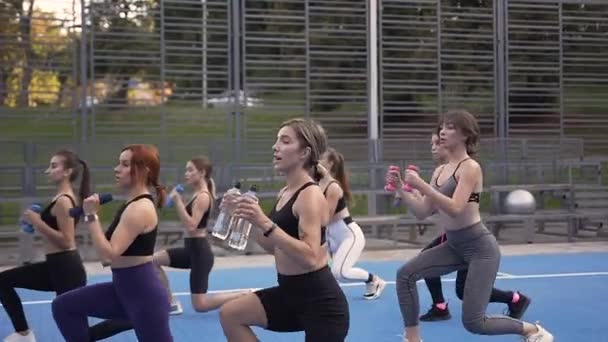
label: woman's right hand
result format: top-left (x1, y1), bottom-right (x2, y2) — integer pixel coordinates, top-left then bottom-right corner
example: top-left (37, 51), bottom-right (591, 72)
top-left (385, 168), bottom-right (403, 190)
top-left (316, 163), bottom-right (330, 179)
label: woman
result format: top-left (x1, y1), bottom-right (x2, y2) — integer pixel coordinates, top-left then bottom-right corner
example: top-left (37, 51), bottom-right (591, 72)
top-left (219, 118), bottom-right (350, 341)
top-left (52, 144), bottom-right (173, 342)
top-left (0, 149), bottom-right (88, 342)
top-left (87, 156), bottom-right (251, 341)
top-left (389, 111), bottom-right (553, 342)
top-left (415, 131), bottom-right (531, 322)
top-left (156, 156), bottom-right (250, 314)
top-left (317, 147), bottom-right (386, 299)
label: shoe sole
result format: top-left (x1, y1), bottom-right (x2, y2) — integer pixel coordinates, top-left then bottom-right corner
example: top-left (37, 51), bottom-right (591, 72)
top-left (363, 280), bottom-right (386, 300)
top-left (510, 297), bottom-right (531, 320)
top-left (420, 314), bottom-right (452, 322)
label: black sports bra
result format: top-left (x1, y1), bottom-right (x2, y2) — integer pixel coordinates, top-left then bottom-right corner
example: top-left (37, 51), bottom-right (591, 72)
top-left (105, 194), bottom-right (158, 256)
top-left (323, 181), bottom-right (347, 214)
top-left (434, 158), bottom-right (481, 203)
top-left (268, 182), bottom-right (326, 245)
top-left (40, 194), bottom-right (77, 230)
top-left (185, 192), bottom-right (211, 229)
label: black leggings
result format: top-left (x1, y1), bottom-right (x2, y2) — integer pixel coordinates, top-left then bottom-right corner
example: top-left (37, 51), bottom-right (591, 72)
top-left (423, 234), bottom-right (514, 305)
top-left (166, 237), bottom-right (214, 294)
top-left (0, 250), bottom-right (86, 332)
top-left (255, 266), bottom-right (349, 342)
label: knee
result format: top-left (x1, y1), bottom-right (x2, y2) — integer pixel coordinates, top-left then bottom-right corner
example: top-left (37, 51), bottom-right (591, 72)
top-left (219, 300), bottom-right (238, 326)
top-left (51, 296), bottom-right (66, 321)
top-left (462, 316), bottom-right (488, 335)
top-left (396, 264), bottom-right (418, 286)
top-left (192, 295), bottom-right (212, 313)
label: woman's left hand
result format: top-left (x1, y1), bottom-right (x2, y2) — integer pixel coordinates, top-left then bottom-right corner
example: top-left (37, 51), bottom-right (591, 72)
top-left (404, 169), bottom-right (425, 189)
top-left (233, 196), bottom-right (269, 228)
top-left (169, 187), bottom-right (182, 201)
top-left (83, 194), bottom-right (100, 215)
top-left (22, 209), bottom-right (41, 226)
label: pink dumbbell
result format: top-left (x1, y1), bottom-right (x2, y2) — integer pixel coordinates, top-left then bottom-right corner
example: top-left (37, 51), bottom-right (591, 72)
top-left (384, 165), bottom-right (401, 192)
top-left (402, 165), bottom-right (420, 192)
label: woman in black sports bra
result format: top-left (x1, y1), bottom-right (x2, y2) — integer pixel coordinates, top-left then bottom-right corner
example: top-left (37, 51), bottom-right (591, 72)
top-left (52, 144), bottom-right (173, 342)
top-left (155, 156), bottom-right (250, 314)
top-left (86, 156), bottom-right (249, 341)
top-left (0, 149), bottom-right (88, 342)
top-left (219, 118), bottom-right (349, 342)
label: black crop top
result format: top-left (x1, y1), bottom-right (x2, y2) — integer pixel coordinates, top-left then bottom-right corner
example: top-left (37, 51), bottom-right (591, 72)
top-left (323, 181), bottom-right (347, 214)
top-left (185, 192), bottom-right (211, 229)
top-left (268, 182), bottom-right (326, 245)
top-left (105, 194), bottom-right (158, 256)
top-left (40, 194), bottom-right (77, 230)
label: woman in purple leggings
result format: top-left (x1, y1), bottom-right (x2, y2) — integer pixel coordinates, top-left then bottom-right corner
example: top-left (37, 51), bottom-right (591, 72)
top-left (51, 144), bottom-right (173, 342)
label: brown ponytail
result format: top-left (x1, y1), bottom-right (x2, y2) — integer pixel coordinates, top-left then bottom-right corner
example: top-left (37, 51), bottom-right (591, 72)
top-left (153, 182), bottom-right (166, 209)
top-left (78, 159), bottom-right (91, 206)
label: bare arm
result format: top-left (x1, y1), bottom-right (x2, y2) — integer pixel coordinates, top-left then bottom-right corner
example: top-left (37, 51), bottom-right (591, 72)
top-left (86, 199), bottom-right (156, 262)
top-left (324, 182), bottom-right (342, 218)
top-left (174, 193), bottom-right (210, 233)
top-left (251, 228), bottom-right (275, 254)
top-left (416, 161), bottom-right (481, 217)
top-left (250, 186), bottom-right (290, 255)
top-left (397, 168), bottom-right (441, 219)
top-left (260, 187), bottom-right (327, 268)
top-left (32, 196), bottom-right (75, 249)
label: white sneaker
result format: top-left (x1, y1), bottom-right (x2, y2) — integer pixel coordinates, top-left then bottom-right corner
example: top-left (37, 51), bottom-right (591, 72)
top-left (4, 331), bottom-right (36, 342)
top-left (169, 300), bottom-right (183, 316)
top-left (363, 276), bottom-right (386, 300)
top-left (524, 323), bottom-right (554, 342)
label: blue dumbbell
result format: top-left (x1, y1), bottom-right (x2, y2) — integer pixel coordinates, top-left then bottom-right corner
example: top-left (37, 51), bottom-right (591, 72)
top-left (165, 184), bottom-right (185, 208)
top-left (20, 203), bottom-right (42, 234)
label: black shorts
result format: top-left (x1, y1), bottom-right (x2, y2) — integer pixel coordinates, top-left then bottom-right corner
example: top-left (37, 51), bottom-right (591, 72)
top-left (166, 237), bottom-right (214, 294)
top-left (255, 266), bottom-right (349, 342)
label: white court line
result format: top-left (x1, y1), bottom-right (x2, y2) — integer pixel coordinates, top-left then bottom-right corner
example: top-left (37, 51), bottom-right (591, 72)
top-left (7, 271), bottom-right (608, 306)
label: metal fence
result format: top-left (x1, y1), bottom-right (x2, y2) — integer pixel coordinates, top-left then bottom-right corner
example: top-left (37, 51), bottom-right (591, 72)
top-left (1, 0), bottom-right (608, 165)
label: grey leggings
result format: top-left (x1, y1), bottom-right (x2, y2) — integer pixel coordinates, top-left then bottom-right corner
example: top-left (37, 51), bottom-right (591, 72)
top-left (396, 222), bottom-right (524, 335)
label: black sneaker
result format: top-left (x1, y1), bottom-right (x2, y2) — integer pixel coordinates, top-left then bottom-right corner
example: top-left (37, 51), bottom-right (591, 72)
top-left (419, 303), bottom-right (451, 322)
top-left (506, 292), bottom-right (531, 319)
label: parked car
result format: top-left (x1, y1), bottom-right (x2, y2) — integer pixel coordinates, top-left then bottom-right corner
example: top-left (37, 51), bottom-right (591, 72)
top-left (207, 90), bottom-right (263, 108)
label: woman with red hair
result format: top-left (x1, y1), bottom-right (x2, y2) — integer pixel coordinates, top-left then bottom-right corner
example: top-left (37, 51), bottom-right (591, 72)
top-left (51, 144), bottom-right (173, 342)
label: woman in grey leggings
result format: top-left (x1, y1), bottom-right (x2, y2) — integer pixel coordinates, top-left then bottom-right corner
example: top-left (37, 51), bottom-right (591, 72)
top-left (388, 110), bottom-right (554, 342)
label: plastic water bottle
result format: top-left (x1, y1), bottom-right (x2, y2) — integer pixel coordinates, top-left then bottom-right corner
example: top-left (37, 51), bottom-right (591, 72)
top-left (227, 185), bottom-right (258, 250)
top-left (165, 184), bottom-right (185, 208)
top-left (212, 182), bottom-right (242, 240)
top-left (20, 204), bottom-right (42, 234)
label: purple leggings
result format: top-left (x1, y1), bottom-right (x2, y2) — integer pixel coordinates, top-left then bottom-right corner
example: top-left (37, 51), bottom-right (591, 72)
top-left (52, 262), bottom-right (172, 342)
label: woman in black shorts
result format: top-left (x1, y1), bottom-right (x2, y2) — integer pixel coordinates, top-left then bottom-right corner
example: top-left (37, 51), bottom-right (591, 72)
top-left (219, 118), bottom-right (349, 342)
top-left (156, 156), bottom-right (250, 314)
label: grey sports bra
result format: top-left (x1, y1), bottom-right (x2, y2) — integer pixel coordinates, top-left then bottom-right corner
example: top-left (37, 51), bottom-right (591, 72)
top-left (433, 158), bottom-right (480, 203)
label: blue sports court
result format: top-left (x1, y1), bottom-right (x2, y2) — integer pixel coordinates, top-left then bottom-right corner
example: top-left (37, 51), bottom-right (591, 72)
top-left (1, 251), bottom-right (606, 341)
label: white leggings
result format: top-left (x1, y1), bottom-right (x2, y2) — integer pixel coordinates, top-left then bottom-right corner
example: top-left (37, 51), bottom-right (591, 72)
top-left (326, 218), bottom-right (370, 283)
